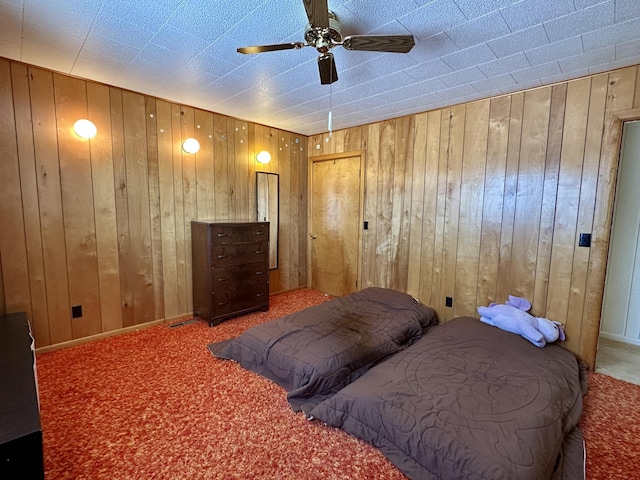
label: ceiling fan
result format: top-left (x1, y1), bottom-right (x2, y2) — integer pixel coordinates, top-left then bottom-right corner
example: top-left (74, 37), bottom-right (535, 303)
top-left (237, 0), bottom-right (415, 85)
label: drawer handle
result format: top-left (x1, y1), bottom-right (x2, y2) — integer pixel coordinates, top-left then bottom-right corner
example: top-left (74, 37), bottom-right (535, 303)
top-left (217, 254), bottom-right (228, 259)
top-left (255, 271), bottom-right (264, 275)
top-left (256, 230), bottom-right (265, 235)
top-left (255, 250), bottom-right (264, 254)
top-left (218, 301), bottom-right (229, 306)
top-left (217, 233), bottom-right (227, 237)
top-left (256, 293), bottom-right (265, 297)
top-left (217, 278), bottom-right (229, 282)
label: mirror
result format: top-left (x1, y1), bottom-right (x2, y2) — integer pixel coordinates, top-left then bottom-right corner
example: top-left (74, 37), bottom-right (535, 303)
top-left (256, 172), bottom-right (279, 269)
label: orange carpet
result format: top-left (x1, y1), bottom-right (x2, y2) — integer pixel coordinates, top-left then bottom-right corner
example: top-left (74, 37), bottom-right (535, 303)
top-left (36, 288), bottom-right (639, 479)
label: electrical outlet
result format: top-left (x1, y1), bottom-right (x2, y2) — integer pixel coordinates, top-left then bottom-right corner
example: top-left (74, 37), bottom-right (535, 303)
top-left (72, 305), bottom-right (82, 318)
top-left (445, 296), bottom-right (453, 308)
top-left (579, 233), bottom-right (592, 247)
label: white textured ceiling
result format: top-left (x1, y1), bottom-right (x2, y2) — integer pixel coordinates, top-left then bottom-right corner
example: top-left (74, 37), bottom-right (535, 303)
top-left (1, 0), bottom-right (640, 136)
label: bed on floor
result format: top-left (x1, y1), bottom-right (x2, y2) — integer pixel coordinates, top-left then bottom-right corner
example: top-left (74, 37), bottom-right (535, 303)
top-left (208, 287), bottom-right (437, 413)
top-left (308, 316), bottom-right (587, 480)
top-left (208, 289), bottom-right (586, 480)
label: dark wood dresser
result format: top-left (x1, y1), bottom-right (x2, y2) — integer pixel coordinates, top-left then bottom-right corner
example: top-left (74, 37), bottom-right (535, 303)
top-left (192, 221), bottom-right (270, 326)
top-left (0, 312), bottom-right (45, 479)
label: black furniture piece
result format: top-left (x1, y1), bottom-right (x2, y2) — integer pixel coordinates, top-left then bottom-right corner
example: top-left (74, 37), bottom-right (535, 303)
top-left (192, 221), bottom-right (270, 326)
top-left (0, 312), bottom-right (45, 479)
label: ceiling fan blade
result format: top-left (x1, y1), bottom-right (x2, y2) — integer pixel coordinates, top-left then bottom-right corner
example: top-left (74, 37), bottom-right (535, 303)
top-left (318, 53), bottom-right (338, 85)
top-left (237, 42), bottom-right (306, 54)
top-left (342, 35), bottom-right (415, 53)
top-left (303, 0), bottom-right (329, 28)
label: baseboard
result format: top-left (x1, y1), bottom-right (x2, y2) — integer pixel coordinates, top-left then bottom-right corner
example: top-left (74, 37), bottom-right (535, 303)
top-left (35, 313), bottom-right (192, 355)
top-left (270, 286), bottom-right (307, 296)
top-left (598, 331), bottom-right (640, 347)
top-left (35, 288), bottom-right (307, 354)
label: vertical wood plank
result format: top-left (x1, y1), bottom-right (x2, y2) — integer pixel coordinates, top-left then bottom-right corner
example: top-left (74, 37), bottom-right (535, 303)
top-left (477, 96), bottom-right (511, 307)
top-left (390, 116), bottom-right (413, 291)
top-left (344, 127), bottom-right (362, 153)
top-left (279, 131), bottom-right (292, 291)
top-left (269, 127), bottom-right (279, 175)
top-left (455, 99), bottom-right (489, 317)
top-left (496, 93), bottom-right (524, 302)
top-left (10, 62), bottom-right (50, 346)
top-left (532, 83), bottom-right (568, 315)
top-left (227, 117), bottom-right (237, 218)
top-left (171, 103), bottom-right (187, 313)
top-left (547, 79), bottom-right (590, 332)
top-left (407, 113), bottom-right (427, 298)
top-left (606, 67), bottom-right (637, 112)
top-left (419, 110), bottom-right (441, 307)
top-left (213, 113), bottom-right (229, 220)
top-left (509, 87), bottom-right (551, 299)
top-left (87, 81), bottom-right (123, 332)
top-left (156, 100), bottom-right (179, 318)
top-left (361, 124), bottom-right (379, 289)
top-left (146, 96), bottom-right (165, 320)
top-left (122, 90), bottom-right (154, 326)
top-left (309, 134), bottom-right (324, 157)
top-left (431, 108), bottom-right (451, 316)
top-left (195, 109), bottom-right (215, 220)
top-left (30, 67), bottom-right (72, 344)
top-left (0, 60), bottom-right (32, 318)
top-left (441, 105), bottom-right (465, 320)
top-left (234, 119), bottom-right (250, 221)
top-left (54, 73), bottom-right (102, 338)
top-left (181, 106), bottom-right (197, 312)
top-left (376, 120), bottom-right (396, 288)
top-left (294, 134), bottom-right (307, 288)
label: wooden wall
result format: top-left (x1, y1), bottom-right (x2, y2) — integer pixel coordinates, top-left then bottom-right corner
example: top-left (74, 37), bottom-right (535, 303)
top-left (309, 65), bottom-right (640, 367)
top-left (0, 58), bottom-right (308, 348)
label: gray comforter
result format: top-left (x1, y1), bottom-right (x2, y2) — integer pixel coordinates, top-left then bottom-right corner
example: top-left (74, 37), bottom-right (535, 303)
top-left (308, 316), bottom-right (587, 480)
top-left (208, 287), bottom-right (437, 413)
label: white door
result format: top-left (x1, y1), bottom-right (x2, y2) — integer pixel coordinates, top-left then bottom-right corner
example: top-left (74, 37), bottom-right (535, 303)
top-left (600, 120), bottom-right (640, 346)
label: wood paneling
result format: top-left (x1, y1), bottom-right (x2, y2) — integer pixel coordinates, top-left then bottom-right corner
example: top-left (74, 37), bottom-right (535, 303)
top-left (54, 73), bottom-right (102, 339)
top-left (311, 64), bottom-right (640, 368)
top-left (0, 57), bottom-right (308, 348)
top-left (30, 67), bottom-right (72, 345)
top-left (0, 61), bottom-right (31, 320)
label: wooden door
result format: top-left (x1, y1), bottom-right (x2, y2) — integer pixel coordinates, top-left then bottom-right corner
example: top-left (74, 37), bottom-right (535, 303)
top-left (309, 153), bottom-right (363, 296)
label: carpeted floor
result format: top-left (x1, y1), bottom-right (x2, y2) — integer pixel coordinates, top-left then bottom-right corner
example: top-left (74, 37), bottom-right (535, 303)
top-left (35, 289), bottom-right (640, 479)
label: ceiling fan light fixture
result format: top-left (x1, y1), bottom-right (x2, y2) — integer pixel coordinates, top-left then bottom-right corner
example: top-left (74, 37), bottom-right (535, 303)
top-left (235, 0), bottom-right (415, 85)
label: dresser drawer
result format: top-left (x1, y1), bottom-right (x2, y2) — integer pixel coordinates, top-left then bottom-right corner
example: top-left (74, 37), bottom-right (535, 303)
top-left (212, 283), bottom-right (270, 317)
top-left (210, 242), bottom-right (268, 267)
top-left (209, 223), bottom-right (268, 244)
top-left (211, 262), bottom-right (269, 291)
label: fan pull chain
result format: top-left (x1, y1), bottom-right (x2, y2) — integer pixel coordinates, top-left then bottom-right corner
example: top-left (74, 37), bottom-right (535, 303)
top-left (328, 80), bottom-right (333, 137)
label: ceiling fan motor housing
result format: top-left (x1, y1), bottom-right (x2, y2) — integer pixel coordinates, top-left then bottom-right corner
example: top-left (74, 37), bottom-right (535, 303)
top-left (304, 11), bottom-right (342, 53)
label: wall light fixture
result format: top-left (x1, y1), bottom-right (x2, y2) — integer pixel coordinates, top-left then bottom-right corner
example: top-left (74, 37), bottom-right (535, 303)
top-left (73, 119), bottom-right (97, 139)
top-left (256, 150), bottom-right (271, 164)
top-left (182, 137), bottom-right (200, 154)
